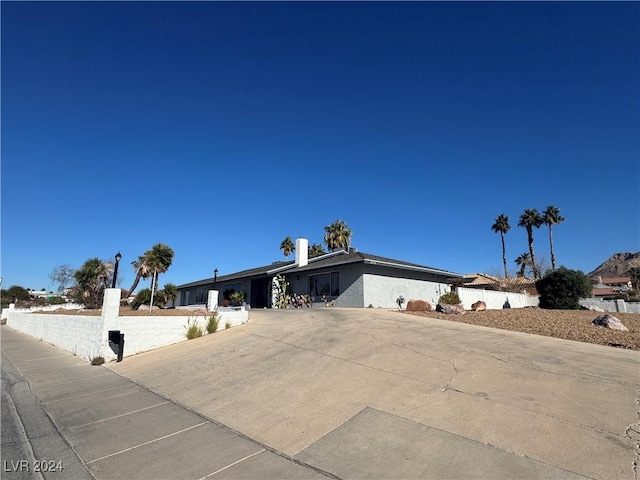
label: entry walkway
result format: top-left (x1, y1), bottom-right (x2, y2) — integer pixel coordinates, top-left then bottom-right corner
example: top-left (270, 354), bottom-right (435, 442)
top-left (1, 326), bottom-right (330, 480)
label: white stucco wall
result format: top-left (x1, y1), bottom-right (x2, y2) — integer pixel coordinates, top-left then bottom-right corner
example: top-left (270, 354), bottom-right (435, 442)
top-left (456, 287), bottom-right (539, 310)
top-left (7, 312), bottom-right (104, 360)
top-left (363, 274), bottom-right (451, 309)
top-left (6, 289), bottom-right (249, 363)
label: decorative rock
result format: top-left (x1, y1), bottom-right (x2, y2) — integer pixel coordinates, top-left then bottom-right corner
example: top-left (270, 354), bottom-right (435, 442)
top-left (471, 301), bottom-right (487, 312)
top-left (406, 299), bottom-right (433, 312)
top-left (436, 303), bottom-right (466, 315)
top-left (592, 314), bottom-right (628, 331)
top-left (583, 304), bottom-right (605, 312)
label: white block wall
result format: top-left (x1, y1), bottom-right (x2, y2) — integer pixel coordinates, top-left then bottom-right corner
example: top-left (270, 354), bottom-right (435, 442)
top-left (7, 313), bottom-right (104, 360)
top-left (456, 287), bottom-right (539, 310)
top-left (6, 289), bottom-right (249, 363)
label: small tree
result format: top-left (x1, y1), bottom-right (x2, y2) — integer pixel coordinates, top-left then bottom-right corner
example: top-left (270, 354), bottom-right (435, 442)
top-left (536, 267), bottom-right (592, 310)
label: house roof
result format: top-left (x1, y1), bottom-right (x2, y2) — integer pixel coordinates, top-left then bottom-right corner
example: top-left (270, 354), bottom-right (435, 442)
top-left (592, 287), bottom-right (620, 297)
top-left (458, 273), bottom-right (537, 290)
top-left (177, 249), bottom-right (462, 289)
top-left (599, 277), bottom-right (631, 285)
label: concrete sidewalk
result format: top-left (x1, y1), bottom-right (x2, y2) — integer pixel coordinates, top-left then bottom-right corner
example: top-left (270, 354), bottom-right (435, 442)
top-left (1, 326), bottom-right (330, 480)
top-left (2, 308), bottom-right (639, 479)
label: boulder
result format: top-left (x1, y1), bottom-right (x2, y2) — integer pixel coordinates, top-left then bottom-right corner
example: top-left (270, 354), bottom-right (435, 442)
top-left (592, 314), bottom-right (627, 331)
top-left (406, 299), bottom-right (433, 312)
top-left (436, 303), bottom-right (466, 315)
top-left (582, 304), bottom-right (604, 312)
top-left (471, 301), bottom-right (487, 312)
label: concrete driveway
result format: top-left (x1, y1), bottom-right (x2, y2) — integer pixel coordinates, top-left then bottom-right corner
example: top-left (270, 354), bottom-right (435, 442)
top-left (108, 308), bottom-right (640, 479)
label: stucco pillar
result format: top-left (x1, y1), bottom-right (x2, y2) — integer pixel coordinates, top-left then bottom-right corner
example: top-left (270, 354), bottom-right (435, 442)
top-left (615, 299), bottom-right (627, 313)
top-left (100, 288), bottom-right (122, 361)
top-left (207, 290), bottom-right (219, 311)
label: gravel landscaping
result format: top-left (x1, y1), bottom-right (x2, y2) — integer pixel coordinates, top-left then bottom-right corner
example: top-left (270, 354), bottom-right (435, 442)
top-left (405, 308), bottom-right (640, 350)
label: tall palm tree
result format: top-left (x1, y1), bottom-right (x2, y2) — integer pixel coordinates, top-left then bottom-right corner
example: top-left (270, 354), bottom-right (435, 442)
top-left (491, 214), bottom-right (511, 278)
top-left (308, 243), bottom-right (326, 258)
top-left (518, 209), bottom-right (544, 279)
top-left (280, 236), bottom-right (295, 259)
top-left (542, 205), bottom-right (565, 271)
top-left (127, 254), bottom-right (151, 296)
top-left (146, 243), bottom-right (175, 291)
top-left (514, 252), bottom-right (532, 277)
top-left (323, 220), bottom-right (352, 251)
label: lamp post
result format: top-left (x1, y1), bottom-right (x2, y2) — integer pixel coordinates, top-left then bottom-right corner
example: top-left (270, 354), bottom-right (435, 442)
top-left (214, 269), bottom-right (218, 287)
top-left (112, 252), bottom-right (122, 288)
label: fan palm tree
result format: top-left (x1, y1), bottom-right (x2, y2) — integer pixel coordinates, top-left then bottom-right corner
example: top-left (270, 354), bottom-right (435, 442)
top-left (74, 258), bottom-right (110, 308)
top-left (491, 214), bottom-right (511, 278)
top-left (280, 236), bottom-right (295, 259)
top-left (323, 220), bottom-right (352, 251)
top-left (514, 252), bottom-right (532, 277)
top-left (308, 243), bottom-right (326, 259)
top-left (127, 254), bottom-right (151, 296)
top-left (162, 283), bottom-right (178, 307)
top-left (146, 243), bottom-right (175, 291)
top-left (518, 209), bottom-right (544, 279)
top-left (542, 205), bottom-right (565, 271)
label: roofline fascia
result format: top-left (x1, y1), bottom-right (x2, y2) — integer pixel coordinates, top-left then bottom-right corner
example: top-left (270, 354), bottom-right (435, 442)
top-left (267, 249), bottom-right (348, 275)
top-left (363, 259), bottom-right (463, 278)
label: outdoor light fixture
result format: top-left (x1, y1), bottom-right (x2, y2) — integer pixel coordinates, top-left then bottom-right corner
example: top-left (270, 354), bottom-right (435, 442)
top-left (214, 268), bottom-right (218, 286)
top-left (112, 252), bottom-right (122, 288)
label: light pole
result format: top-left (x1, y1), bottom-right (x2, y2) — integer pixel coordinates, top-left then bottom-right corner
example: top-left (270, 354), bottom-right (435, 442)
top-left (214, 269), bottom-right (218, 287)
top-left (112, 252), bottom-right (122, 288)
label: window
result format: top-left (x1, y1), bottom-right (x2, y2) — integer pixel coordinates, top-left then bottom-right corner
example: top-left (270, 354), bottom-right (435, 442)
top-left (222, 283), bottom-right (242, 301)
top-left (309, 272), bottom-right (340, 298)
top-left (195, 289), bottom-right (207, 303)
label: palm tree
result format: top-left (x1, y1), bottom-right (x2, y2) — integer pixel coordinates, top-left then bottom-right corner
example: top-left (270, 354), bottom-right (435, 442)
top-left (162, 283), bottom-right (178, 307)
top-left (146, 243), bottom-right (175, 291)
top-left (308, 243), bottom-right (326, 259)
top-left (491, 214), bottom-right (511, 278)
top-left (514, 252), bottom-right (532, 277)
top-left (127, 254), bottom-right (151, 296)
top-left (542, 205), bottom-right (565, 271)
top-left (518, 209), bottom-right (544, 279)
top-left (323, 220), bottom-right (352, 251)
top-left (74, 258), bottom-right (110, 308)
top-left (280, 236), bottom-right (295, 259)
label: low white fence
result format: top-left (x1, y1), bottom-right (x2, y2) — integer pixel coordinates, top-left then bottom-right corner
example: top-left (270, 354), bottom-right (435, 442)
top-left (1, 303), bottom-right (84, 320)
top-left (579, 298), bottom-right (640, 314)
top-left (5, 289), bottom-right (248, 363)
top-left (455, 287), bottom-right (539, 310)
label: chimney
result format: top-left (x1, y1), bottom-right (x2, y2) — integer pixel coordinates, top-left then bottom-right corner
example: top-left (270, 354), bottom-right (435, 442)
top-left (295, 238), bottom-right (308, 267)
top-left (598, 276), bottom-right (603, 285)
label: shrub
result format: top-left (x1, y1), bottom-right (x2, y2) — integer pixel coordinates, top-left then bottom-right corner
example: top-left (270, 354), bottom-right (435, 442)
top-left (438, 291), bottom-right (461, 305)
top-left (229, 291), bottom-right (245, 306)
top-left (205, 313), bottom-right (219, 334)
top-left (185, 319), bottom-right (204, 339)
top-left (536, 267), bottom-right (592, 310)
top-left (91, 356), bottom-right (105, 365)
top-left (131, 288), bottom-right (165, 310)
top-left (225, 321), bottom-right (231, 329)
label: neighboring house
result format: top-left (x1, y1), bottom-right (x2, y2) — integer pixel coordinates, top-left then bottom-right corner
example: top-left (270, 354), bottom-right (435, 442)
top-left (177, 238), bottom-right (463, 309)
top-left (590, 276), bottom-right (632, 299)
top-left (454, 274), bottom-right (538, 295)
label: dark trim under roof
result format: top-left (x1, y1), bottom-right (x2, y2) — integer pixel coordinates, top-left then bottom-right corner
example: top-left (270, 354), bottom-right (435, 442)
top-left (177, 249), bottom-right (462, 289)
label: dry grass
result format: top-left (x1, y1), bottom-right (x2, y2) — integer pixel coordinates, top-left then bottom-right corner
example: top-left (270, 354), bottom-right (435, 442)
top-left (406, 308), bottom-right (640, 350)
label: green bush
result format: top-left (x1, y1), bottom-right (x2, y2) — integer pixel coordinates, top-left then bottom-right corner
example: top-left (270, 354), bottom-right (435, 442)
top-left (536, 267), bottom-right (592, 310)
top-left (438, 291), bottom-right (461, 305)
top-left (131, 288), bottom-right (165, 310)
top-left (185, 319), bottom-right (204, 339)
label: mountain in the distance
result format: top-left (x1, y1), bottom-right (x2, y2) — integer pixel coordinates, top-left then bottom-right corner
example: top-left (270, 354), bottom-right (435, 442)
top-left (587, 252), bottom-right (640, 278)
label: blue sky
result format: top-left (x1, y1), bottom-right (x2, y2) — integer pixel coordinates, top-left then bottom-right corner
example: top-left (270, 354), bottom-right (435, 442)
top-left (2, 2), bottom-right (639, 292)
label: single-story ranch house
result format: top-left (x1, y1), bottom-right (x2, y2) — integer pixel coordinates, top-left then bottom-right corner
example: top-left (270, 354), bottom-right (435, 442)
top-left (177, 238), bottom-right (463, 309)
